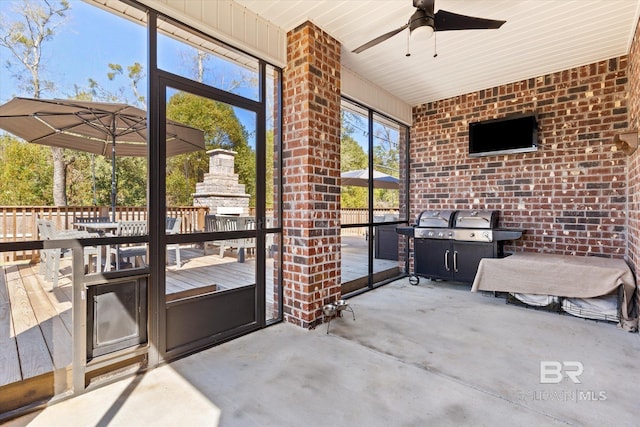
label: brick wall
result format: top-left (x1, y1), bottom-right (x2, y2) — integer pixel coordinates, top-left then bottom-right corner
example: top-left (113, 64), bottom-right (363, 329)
top-left (282, 21), bottom-right (342, 328)
top-left (411, 58), bottom-right (629, 258)
top-left (627, 20), bottom-right (640, 274)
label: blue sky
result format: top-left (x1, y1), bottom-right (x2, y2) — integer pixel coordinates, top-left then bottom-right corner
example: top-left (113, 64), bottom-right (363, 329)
top-left (0, 0), bottom-right (258, 145)
top-left (0, 1), bottom-right (146, 104)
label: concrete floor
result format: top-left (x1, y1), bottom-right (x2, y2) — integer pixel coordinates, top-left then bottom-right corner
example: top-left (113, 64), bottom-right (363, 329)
top-left (6, 278), bottom-right (640, 427)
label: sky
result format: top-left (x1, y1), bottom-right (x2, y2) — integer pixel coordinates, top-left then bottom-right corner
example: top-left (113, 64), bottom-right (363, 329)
top-left (0, 1), bottom-right (145, 104)
top-left (0, 0), bottom-right (258, 146)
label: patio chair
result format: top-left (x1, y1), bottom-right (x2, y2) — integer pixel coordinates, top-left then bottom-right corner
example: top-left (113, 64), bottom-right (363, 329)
top-left (36, 218), bottom-right (101, 288)
top-left (166, 216), bottom-right (182, 268)
top-left (113, 220), bottom-right (148, 269)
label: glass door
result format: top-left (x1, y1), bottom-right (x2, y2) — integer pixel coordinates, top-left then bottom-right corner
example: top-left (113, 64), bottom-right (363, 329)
top-left (340, 98), bottom-right (407, 294)
top-left (150, 13), bottom-right (282, 361)
top-left (158, 80), bottom-right (263, 358)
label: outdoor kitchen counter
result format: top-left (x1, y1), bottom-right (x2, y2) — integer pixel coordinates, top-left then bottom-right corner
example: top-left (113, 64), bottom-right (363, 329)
top-left (472, 252), bottom-right (638, 331)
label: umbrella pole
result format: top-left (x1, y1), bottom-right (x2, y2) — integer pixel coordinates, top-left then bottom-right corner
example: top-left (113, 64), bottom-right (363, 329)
top-left (111, 129), bottom-right (117, 222)
top-left (91, 154), bottom-right (97, 206)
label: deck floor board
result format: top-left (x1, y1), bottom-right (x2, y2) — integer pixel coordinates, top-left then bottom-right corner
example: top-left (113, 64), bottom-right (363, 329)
top-left (21, 269), bottom-right (72, 371)
top-left (6, 264), bottom-right (54, 380)
top-left (0, 266), bottom-right (22, 387)
top-left (0, 302), bottom-right (21, 387)
top-left (0, 266), bottom-right (9, 305)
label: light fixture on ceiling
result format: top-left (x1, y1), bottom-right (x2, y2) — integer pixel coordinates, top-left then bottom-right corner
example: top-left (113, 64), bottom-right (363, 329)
top-left (405, 9), bottom-right (437, 57)
top-left (412, 24), bottom-right (434, 40)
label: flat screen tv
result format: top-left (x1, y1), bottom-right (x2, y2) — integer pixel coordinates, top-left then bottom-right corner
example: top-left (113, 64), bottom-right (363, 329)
top-left (468, 112), bottom-right (538, 157)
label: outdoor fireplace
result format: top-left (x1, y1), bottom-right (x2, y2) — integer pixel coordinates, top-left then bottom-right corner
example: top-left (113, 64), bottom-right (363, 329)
top-left (193, 149), bottom-right (250, 215)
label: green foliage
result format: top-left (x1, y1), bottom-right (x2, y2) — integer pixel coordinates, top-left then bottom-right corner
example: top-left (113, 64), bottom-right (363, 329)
top-left (0, 135), bottom-right (53, 204)
top-left (115, 157), bottom-right (147, 206)
top-left (341, 186), bottom-right (367, 209)
top-left (65, 151), bottom-right (96, 205)
top-left (341, 134), bottom-right (367, 172)
top-left (265, 129), bottom-right (275, 209)
top-left (340, 133), bottom-right (368, 208)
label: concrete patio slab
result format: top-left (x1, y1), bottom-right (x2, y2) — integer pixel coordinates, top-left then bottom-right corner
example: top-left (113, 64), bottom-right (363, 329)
top-left (6, 277), bottom-right (640, 426)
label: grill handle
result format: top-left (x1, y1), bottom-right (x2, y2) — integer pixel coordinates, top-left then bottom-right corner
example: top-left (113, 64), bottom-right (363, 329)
top-left (444, 250), bottom-right (450, 271)
top-left (453, 250), bottom-right (458, 272)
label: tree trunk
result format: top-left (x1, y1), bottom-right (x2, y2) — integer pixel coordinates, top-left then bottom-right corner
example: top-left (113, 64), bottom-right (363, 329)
top-left (51, 147), bottom-right (67, 206)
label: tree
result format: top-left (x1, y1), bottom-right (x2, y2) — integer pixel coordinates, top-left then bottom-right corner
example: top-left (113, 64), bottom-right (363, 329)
top-left (0, 134), bottom-right (53, 204)
top-left (340, 133), bottom-right (368, 208)
top-left (0, 0), bottom-right (71, 206)
top-left (88, 62), bottom-right (146, 107)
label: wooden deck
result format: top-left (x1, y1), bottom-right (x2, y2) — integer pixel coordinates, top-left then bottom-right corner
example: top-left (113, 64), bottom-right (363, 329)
top-left (0, 237), bottom-right (399, 413)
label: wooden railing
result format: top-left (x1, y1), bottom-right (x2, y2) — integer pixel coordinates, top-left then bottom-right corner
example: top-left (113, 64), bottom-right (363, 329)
top-left (0, 206), bottom-right (400, 262)
top-left (0, 206), bottom-right (209, 262)
top-left (341, 208), bottom-right (400, 225)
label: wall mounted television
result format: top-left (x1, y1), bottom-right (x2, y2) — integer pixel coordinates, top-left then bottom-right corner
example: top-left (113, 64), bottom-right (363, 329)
top-left (468, 112), bottom-right (538, 157)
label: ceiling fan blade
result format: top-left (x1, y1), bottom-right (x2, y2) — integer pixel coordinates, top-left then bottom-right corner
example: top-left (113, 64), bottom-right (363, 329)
top-left (434, 10), bottom-right (505, 31)
top-left (352, 24), bottom-right (409, 54)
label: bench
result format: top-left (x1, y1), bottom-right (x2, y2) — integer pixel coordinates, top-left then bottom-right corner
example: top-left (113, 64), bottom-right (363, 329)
top-left (472, 252), bottom-right (638, 332)
top-left (204, 215), bottom-right (256, 262)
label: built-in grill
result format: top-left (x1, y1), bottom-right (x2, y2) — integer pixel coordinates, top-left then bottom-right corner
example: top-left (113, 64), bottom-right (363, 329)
top-left (397, 209), bottom-right (523, 285)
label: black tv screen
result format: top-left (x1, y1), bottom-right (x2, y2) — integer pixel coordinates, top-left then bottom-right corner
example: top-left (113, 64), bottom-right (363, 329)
top-left (469, 113), bottom-right (538, 157)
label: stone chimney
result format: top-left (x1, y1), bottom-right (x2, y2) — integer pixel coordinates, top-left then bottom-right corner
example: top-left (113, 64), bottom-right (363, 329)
top-left (193, 149), bottom-right (249, 215)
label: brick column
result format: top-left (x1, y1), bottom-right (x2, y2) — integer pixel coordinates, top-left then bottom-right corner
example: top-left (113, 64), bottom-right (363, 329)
top-left (282, 21), bottom-right (341, 328)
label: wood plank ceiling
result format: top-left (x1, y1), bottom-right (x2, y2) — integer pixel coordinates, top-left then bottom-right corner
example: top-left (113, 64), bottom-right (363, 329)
top-left (236, 0), bottom-right (640, 106)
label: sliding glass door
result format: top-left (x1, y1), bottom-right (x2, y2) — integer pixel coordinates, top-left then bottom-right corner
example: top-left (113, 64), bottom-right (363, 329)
top-left (340, 98), bottom-right (408, 294)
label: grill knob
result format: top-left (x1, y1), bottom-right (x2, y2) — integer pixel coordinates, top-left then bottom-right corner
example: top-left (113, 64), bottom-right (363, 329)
top-left (428, 231), bottom-right (434, 237)
top-left (438, 232), bottom-right (444, 238)
top-left (469, 232), bottom-right (475, 238)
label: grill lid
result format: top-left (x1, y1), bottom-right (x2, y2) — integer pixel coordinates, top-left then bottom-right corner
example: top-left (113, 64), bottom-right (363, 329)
top-left (453, 210), bottom-right (499, 229)
top-left (417, 210), bottom-right (456, 228)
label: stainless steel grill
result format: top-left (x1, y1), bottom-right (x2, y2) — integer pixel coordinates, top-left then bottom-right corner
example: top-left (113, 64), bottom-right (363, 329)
top-left (397, 209), bottom-right (524, 285)
top-left (453, 210), bottom-right (499, 229)
top-left (413, 210), bottom-right (456, 239)
top-left (453, 210), bottom-right (499, 243)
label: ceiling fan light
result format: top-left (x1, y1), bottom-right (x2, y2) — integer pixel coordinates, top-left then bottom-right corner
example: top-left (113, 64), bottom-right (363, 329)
top-left (412, 24), bottom-right (434, 40)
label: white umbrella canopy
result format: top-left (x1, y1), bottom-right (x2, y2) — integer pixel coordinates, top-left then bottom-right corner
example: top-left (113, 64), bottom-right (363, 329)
top-left (0, 97), bottom-right (206, 220)
top-left (341, 168), bottom-right (399, 189)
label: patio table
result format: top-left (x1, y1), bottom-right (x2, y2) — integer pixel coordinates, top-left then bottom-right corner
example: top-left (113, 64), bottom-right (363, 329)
top-left (73, 222), bottom-right (119, 235)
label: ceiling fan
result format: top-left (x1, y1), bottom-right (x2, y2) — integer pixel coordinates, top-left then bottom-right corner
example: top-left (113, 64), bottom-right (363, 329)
top-left (352, 0), bottom-right (506, 55)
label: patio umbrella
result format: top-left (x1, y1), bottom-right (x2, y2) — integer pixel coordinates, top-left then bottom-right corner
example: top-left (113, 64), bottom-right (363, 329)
top-left (341, 168), bottom-right (399, 189)
top-left (0, 97), bottom-right (206, 221)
